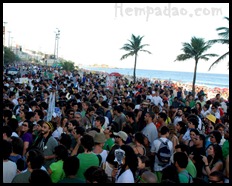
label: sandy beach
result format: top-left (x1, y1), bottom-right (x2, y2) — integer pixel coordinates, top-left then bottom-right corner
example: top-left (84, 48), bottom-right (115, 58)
top-left (82, 68), bottom-right (229, 101)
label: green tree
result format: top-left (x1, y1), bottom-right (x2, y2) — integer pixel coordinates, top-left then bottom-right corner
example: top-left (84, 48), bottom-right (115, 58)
top-left (175, 37), bottom-right (218, 97)
top-left (60, 60), bottom-right (75, 71)
top-left (120, 34), bottom-right (151, 83)
top-left (208, 16), bottom-right (229, 71)
top-left (4, 46), bottom-right (17, 65)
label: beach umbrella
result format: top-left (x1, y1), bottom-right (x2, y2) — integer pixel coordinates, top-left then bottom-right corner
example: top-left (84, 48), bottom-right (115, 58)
top-left (109, 72), bottom-right (122, 77)
top-left (222, 88), bottom-right (228, 92)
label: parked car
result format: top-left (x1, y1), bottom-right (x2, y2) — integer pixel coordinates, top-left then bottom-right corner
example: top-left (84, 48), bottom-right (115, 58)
top-left (6, 67), bottom-right (19, 76)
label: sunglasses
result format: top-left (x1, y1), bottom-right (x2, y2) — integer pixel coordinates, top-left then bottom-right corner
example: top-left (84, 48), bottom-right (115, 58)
top-left (69, 113), bottom-right (74, 115)
top-left (22, 124), bottom-right (28, 127)
top-left (210, 135), bottom-right (215, 138)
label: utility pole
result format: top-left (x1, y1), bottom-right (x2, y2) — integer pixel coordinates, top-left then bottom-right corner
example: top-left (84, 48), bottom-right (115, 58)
top-left (11, 37), bottom-right (13, 50)
top-left (53, 28), bottom-right (60, 65)
top-left (8, 31), bottom-right (11, 48)
top-left (56, 29), bottom-right (60, 63)
top-left (3, 21), bottom-right (7, 66)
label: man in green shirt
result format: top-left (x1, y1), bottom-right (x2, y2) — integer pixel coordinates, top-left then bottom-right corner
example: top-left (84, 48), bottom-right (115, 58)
top-left (173, 152), bottom-right (193, 183)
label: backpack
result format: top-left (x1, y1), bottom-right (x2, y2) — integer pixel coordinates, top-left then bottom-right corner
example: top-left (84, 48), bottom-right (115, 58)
top-left (156, 138), bottom-right (171, 167)
top-left (97, 154), bottom-right (102, 166)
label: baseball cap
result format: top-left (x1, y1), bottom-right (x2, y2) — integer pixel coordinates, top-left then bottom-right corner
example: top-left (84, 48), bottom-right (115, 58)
top-left (113, 131), bottom-right (128, 141)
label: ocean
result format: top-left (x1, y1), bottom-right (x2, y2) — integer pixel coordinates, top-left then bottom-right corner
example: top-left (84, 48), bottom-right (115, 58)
top-left (83, 67), bottom-right (229, 89)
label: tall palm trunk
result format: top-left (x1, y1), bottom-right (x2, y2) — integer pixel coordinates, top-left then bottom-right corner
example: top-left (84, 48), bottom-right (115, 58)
top-left (192, 59), bottom-right (198, 98)
top-left (133, 53), bottom-right (137, 83)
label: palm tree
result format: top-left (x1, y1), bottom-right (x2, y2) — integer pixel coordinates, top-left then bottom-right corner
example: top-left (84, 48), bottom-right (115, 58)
top-left (208, 16), bottom-right (229, 71)
top-left (175, 37), bottom-right (218, 97)
top-left (120, 34), bottom-right (151, 83)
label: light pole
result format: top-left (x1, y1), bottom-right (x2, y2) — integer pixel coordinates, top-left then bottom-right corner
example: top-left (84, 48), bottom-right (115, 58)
top-left (3, 21), bottom-right (7, 66)
top-left (56, 29), bottom-right (60, 63)
top-left (8, 31), bottom-right (11, 48)
top-left (10, 37), bottom-right (13, 50)
top-left (54, 32), bottom-right (57, 60)
top-left (53, 28), bottom-right (60, 65)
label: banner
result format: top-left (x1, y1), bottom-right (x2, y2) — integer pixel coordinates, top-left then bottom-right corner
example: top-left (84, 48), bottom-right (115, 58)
top-left (19, 77), bottom-right (29, 84)
top-left (106, 75), bottom-right (116, 93)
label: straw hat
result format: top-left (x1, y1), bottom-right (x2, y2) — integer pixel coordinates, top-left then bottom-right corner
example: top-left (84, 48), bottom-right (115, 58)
top-left (93, 132), bottom-right (106, 144)
top-left (206, 114), bottom-right (216, 123)
top-left (87, 130), bottom-right (98, 138)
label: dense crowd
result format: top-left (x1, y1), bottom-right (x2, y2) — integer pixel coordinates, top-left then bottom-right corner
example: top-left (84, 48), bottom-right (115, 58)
top-left (3, 62), bottom-right (229, 183)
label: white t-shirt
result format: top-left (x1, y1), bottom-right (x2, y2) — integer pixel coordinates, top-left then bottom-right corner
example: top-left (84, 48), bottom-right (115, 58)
top-left (115, 169), bottom-right (134, 183)
top-left (142, 122), bottom-right (158, 144)
top-left (52, 126), bottom-right (63, 139)
top-left (94, 149), bottom-right (108, 166)
top-left (3, 160), bottom-right (17, 183)
top-left (150, 137), bottom-right (174, 172)
top-left (173, 116), bottom-right (182, 126)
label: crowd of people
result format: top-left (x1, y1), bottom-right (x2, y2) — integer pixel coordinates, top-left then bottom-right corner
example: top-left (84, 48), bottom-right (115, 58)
top-left (3, 62), bottom-right (229, 183)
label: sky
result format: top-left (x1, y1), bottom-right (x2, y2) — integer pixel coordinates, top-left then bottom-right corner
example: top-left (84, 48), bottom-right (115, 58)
top-left (3, 3), bottom-right (229, 74)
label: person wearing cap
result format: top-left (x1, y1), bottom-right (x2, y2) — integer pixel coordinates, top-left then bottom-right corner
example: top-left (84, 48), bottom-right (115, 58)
top-left (92, 132), bottom-right (108, 167)
top-left (151, 90), bottom-right (164, 109)
top-left (30, 121), bottom-right (58, 170)
top-left (204, 114), bottom-right (216, 134)
top-left (113, 131), bottom-right (128, 146)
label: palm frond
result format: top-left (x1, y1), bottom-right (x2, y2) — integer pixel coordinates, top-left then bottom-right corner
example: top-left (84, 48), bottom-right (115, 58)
top-left (208, 51), bottom-right (229, 71)
top-left (175, 54), bottom-right (192, 61)
top-left (140, 50), bottom-right (152, 54)
top-left (120, 52), bottom-right (135, 60)
top-left (207, 39), bottom-right (229, 45)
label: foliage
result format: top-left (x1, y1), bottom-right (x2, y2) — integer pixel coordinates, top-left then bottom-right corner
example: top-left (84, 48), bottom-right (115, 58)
top-left (175, 37), bottom-right (218, 97)
top-left (4, 46), bottom-right (17, 65)
top-left (59, 60), bottom-right (75, 71)
top-left (207, 16), bottom-right (229, 71)
top-left (120, 34), bottom-right (151, 83)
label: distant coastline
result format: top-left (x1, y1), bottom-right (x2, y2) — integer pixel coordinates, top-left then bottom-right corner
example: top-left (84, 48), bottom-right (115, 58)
top-left (85, 64), bottom-right (228, 75)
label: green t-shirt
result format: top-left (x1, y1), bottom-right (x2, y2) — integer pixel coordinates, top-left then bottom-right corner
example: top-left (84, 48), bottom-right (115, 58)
top-left (76, 152), bottom-right (99, 181)
top-left (178, 169), bottom-right (193, 183)
top-left (58, 177), bottom-right (86, 183)
top-left (189, 100), bottom-right (196, 109)
top-left (49, 160), bottom-right (65, 183)
top-left (222, 140), bottom-right (229, 160)
top-left (103, 138), bottom-right (115, 151)
top-left (186, 159), bottom-right (197, 178)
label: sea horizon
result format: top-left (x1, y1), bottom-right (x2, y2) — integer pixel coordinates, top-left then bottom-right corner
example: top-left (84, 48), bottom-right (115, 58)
top-left (82, 66), bottom-right (229, 89)
top-left (83, 65), bottom-right (229, 75)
